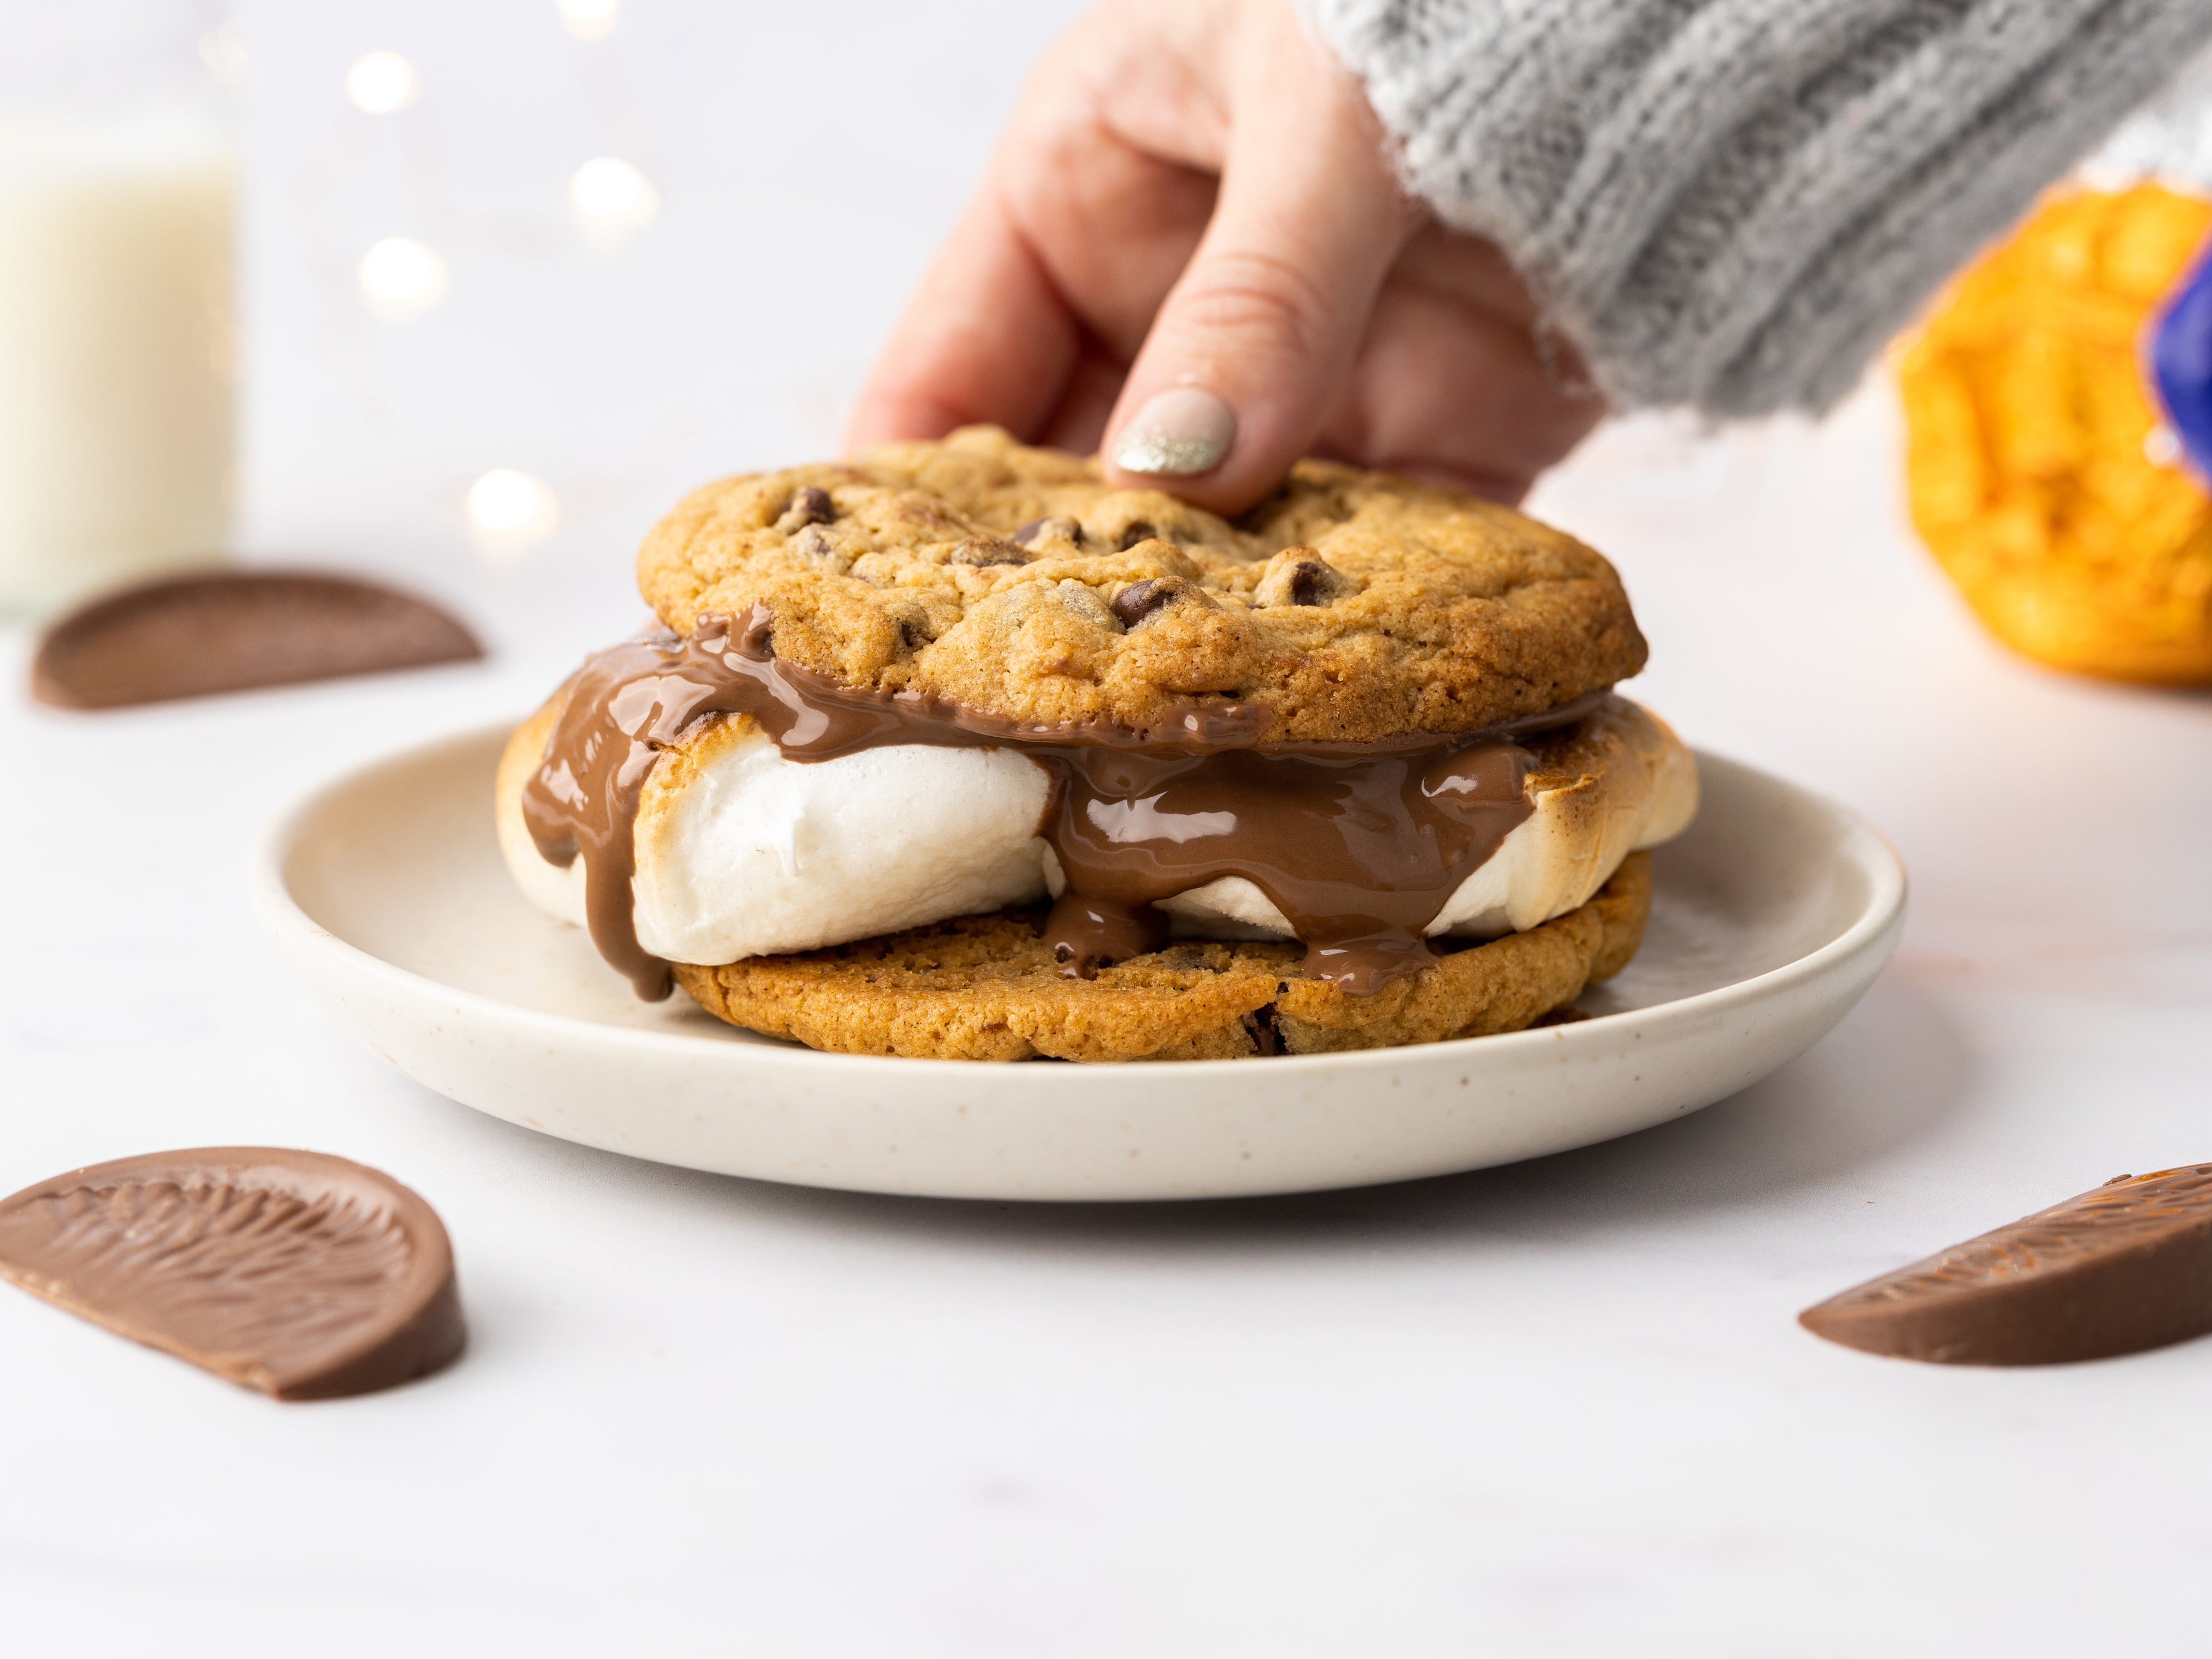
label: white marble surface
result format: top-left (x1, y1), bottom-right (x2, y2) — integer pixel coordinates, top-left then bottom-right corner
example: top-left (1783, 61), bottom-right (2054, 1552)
top-left (6, 2), bottom-right (2212, 1653)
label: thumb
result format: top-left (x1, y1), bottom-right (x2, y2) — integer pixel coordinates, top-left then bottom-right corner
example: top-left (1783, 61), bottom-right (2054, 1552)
top-left (1101, 18), bottom-right (1414, 513)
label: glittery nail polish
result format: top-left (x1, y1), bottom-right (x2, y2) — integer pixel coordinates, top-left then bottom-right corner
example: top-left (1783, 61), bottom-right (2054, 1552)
top-left (1111, 387), bottom-right (1236, 476)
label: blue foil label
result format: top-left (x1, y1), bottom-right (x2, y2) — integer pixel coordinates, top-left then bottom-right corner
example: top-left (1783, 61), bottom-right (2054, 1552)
top-left (2152, 239), bottom-right (2212, 480)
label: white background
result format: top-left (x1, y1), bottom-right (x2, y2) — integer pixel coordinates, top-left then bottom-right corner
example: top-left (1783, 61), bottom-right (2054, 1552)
top-left (6, 1), bottom-right (2212, 1653)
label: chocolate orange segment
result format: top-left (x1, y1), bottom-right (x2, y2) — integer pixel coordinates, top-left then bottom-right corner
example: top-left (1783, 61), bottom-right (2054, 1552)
top-left (0, 1148), bottom-right (465, 1400)
top-left (1801, 1165), bottom-right (2212, 1365)
top-left (32, 569), bottom-right (481, 709)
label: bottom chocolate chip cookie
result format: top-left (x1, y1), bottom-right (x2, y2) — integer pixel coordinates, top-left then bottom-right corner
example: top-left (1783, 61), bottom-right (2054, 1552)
top-left (675, 853), bottom-right (1651, 1062)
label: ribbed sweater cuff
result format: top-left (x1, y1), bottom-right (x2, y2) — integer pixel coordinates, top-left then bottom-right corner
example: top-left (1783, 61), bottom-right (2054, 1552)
top-left (1306, 0), bottom-right (2212, 415)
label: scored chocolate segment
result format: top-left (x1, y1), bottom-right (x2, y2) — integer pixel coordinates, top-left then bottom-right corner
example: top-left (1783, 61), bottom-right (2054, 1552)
top-left (1799, 1164), bottom-right (2212, 1365)
top-left (30, 569), bottom-right (482, 710)
top-left (0, 1148), bottom-right (465, 1400)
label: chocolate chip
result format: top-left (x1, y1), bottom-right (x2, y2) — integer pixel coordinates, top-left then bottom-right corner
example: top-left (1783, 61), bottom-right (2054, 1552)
top-left (1116, 521), bottom-right (1157, 551)
top-left (950, 536), bottom-right (1027, 567)
top-left (1254, 547), bottom-right (1351, 608)
top-left (1013, 515), bottom-right (1082, 548)
top-left (1110, 578), bottom-right (1175, 627)
top-left (1241, 1003), bottom-right (1284, 1056)
top-left (774, 486), bottom-right (835, 533)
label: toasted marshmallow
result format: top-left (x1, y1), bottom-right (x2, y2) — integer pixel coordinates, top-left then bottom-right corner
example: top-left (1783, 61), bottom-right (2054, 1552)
top-left (497, 702), bottom-right (1050, 964)
top-left (495, 694), bottom-right (1696, 964)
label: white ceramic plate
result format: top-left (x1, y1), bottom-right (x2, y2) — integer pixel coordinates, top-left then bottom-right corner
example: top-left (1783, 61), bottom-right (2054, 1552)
top-left (253, 725), bottom-right (1905, 1201)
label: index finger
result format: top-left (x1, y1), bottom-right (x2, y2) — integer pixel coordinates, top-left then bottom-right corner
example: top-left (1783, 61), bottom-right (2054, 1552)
top-left (845, 182), bottom-right (1082, 448)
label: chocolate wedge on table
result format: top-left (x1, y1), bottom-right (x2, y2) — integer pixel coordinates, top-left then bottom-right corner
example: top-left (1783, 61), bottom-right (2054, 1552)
top-left (31, 569), bottom-right (480, 709)
top-left (1801, 1165), bottom-right (2212, 1365)
top-left (0, 1147), bottom-right (465, 1399)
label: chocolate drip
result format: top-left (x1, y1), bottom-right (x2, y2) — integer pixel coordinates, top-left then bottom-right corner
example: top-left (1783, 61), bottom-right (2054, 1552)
top-left (521, 605), bottom-right (1600, 1001)
top-left (1045, 893), bottom-right (1172, 977)
top-left (519, 608), bottom-right (1022, 998)
top-left (520, 615), bottom-right (773, 999)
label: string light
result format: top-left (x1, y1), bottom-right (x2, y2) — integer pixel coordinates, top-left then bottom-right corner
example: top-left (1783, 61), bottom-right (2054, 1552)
top-left (557, 0), bottom-right (622, 44)
top-left (358, 238), bottom-right (449, 321)
top-left (467, 469), bottom-right (560, 546)
top-left (569, 157), bottom-right (659, 241)
top-left (346, 51), bottom-right (422, 114)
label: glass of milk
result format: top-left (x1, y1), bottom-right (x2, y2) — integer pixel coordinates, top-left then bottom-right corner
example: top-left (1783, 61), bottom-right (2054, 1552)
top-left (0, 0), bottom-right (236, 616)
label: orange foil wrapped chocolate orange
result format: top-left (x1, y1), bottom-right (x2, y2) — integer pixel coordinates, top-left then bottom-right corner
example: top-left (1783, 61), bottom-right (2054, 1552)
top-left (1899, 184), bottom-right (2212, 682)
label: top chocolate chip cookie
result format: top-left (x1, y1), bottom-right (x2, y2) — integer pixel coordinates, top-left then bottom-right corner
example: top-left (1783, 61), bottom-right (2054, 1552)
top-left (635, 426), bottom-right (1646, 743)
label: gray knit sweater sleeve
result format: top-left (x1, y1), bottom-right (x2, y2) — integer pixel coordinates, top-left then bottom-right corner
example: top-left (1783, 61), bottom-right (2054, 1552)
top-left (1304, 0), bottom-right (2212, 415)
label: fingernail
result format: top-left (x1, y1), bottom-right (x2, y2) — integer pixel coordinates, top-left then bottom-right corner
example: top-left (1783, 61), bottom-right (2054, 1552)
top-left (1111, 387), bottom-right (1236, 476)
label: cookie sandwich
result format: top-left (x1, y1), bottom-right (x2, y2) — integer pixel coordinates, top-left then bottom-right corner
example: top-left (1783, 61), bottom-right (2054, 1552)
top-left (496, 427), bottom-right (1698, 1062)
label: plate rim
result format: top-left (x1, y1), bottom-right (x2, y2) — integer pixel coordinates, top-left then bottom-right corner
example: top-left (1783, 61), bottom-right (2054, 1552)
top-left (250, 721), bottom-right (1910, 1081)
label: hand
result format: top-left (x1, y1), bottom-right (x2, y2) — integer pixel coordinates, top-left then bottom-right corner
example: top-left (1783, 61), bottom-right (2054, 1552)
top-left (847, 0), bottom-right (1604, 515)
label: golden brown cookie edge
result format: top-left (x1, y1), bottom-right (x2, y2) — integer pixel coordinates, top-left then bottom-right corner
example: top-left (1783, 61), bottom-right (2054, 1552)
top-left (673, 853), bottom-right (1652, 1063)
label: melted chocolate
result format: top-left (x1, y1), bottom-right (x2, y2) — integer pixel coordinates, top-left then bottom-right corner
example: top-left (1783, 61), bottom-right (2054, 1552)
top-left (1040, 740), bottom-right (1537, 993)
top-left (521, 607), bottom-right (1601, 1000)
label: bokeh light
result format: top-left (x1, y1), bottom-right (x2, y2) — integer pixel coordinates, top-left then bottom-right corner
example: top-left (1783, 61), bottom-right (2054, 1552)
top-left (346, 51), bottom-right (422, 114)
top-left (557, 0), bottom-right (622, 44)
top-left (569, 157), bottom-right (659, 241)
top-left (357, 237), bottom-right (449, 321)
top-left (198, 25), bottom-right (249, 91)
top-left (467, 469), bottom-right (560, 546)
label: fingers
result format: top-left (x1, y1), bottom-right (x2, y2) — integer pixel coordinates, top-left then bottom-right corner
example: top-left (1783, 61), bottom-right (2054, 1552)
top-left (853, 0), bottom-right (1595, 508)
top-left (1001, 119), bottom-right (1219, 370)
top-left (845, 183), bottom-right (1080, 449)
top-left (1100, 9), bottom-right (1416, 513)
top-left (847, 0), bottom-right (1219, 452)
top-left (1319, 236), bottom-right (1607, 502)
top-left (1036, 333), bottom-right (1131, 454)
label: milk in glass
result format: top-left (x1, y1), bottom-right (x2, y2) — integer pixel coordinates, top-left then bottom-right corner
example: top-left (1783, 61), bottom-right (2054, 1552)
top-left (0, 2), bottom-right (234, 615)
